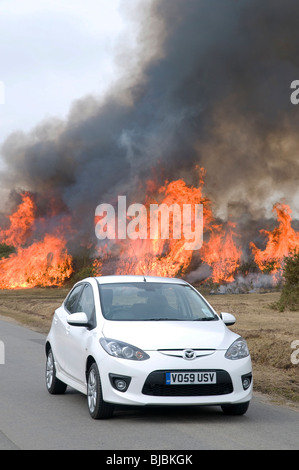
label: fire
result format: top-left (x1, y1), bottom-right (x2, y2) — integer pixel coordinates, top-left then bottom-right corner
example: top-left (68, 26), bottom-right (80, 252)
top-left (1, 178), bottom-right (298, 290)
top-left (0, 234), bottom-right (73, 289)
top-left (112, 178), bottom-right (207, 277)
top-left (250, 203), bottom-right (299, 277)
top-left (0, 192), bottom-right (35, 247)
top-left (200, 221), bottom-right (242, 283)
top-left (96, 172), bottom-right (242, 283)
top-left (0, 193), bottom-right (73, 289)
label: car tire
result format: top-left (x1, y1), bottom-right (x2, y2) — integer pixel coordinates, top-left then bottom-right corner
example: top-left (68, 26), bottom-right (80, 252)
top-left (221, 401), bottom-right (250, 416)
top-left (46, 348), bottom-right (67, 394)
top-left (87, 362), bottom-right (114, 419)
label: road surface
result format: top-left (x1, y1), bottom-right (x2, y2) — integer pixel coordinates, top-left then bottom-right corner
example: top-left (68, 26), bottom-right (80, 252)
top-left (0, 318), bottom-right (298, 450)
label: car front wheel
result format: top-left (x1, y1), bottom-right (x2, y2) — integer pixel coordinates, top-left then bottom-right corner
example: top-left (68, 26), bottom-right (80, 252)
top-left (46, 348), bottom-right (67, 394)
top-left (87, 362), bottom-right (114, 419)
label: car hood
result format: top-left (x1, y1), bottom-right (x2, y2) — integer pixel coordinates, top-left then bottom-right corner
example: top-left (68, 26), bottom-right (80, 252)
top-left (101, 320), bottom-right (238, 350)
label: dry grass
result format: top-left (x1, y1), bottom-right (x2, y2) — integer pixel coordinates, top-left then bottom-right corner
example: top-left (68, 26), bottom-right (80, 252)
top-left (0, 288), bottom-right (298, 408)
top-left (205, 292), bottom-right (299, 408)
top-left (0, 288), bottom-right (69, 333)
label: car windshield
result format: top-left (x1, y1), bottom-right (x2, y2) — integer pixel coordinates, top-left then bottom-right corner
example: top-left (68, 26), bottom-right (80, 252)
top-left (98, 282), bottom-right (218, 321)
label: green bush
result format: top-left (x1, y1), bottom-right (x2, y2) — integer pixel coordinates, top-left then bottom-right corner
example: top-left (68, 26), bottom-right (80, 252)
top-left (68, 265), bottom-right (97, 286)
top-left (277, 250), bottom-right (299, 312)
top-left (66, 245), bottom-right (99, 286)
top-left (0, 243), bottom-right (16, 260)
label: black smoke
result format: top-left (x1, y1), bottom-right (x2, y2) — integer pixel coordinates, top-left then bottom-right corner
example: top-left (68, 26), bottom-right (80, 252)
top-left (1, 0), bottom-right (299, 253)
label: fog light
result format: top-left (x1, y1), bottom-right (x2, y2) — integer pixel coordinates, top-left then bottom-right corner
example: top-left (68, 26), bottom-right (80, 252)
top-left (115, 379), bottom-right (127, 391)
top-left (242, 373), bottom-right (252, 390)
top-left (109, 374), bottom-right (131, 392)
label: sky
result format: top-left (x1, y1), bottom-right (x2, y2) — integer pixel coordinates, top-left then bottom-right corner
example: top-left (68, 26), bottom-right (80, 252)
top-left (0, 0), bottom-right (133, 146)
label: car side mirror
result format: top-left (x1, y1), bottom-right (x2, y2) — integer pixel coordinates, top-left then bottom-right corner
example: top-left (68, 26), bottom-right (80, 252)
top-left (220, 312), bottom-right (236, 326)
top-left (67, 312), bottom-right (89, 327)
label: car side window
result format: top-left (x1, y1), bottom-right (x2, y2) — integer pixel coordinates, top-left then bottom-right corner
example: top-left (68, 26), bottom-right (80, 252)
top-left (65, 285), bottom-right (84, 314)
top-left (77, 284), bottom-right (96, 326)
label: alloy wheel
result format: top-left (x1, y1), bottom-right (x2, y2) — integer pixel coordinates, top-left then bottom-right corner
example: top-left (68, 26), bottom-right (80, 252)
top-left (46, 351), bottom-right (54, 390)
top-left (87, 368), bottom-right (97, 414)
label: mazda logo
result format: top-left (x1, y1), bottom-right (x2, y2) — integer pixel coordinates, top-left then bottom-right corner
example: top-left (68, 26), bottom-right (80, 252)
top-left (183, 349), bottom-right (196, 360)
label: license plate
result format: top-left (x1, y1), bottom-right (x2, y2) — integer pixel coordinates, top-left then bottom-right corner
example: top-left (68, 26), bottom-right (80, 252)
top-left (166, 371), bottom-right (216, 385)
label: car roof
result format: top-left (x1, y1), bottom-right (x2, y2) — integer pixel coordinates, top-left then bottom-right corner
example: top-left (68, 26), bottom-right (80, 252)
top-left (94, 275), bottom-right (188, 285)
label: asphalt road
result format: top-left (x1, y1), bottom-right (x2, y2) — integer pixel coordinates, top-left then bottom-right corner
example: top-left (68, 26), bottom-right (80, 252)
top-left (0, 318), bottom-right (299, 450)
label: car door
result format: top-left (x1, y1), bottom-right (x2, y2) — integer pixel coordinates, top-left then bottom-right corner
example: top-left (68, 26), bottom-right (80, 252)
top-left (64, 283), bottom-right (96, 384)
top-left (53, 284), bottom-right (84, 373)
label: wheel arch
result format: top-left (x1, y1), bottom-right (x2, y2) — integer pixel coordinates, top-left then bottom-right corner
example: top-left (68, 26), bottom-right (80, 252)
top-left (45, 340), bottom-right (51, 356)
top-left (86, 355), bottom-right (96, 380)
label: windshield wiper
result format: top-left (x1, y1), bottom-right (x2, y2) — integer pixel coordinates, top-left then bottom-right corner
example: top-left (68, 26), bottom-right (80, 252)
top-left (193, 317), bottom-right (216, 321)
top-left (144, 317), bottom-right (216, 321)
top-left (145, 318), bottom-right (184, 321)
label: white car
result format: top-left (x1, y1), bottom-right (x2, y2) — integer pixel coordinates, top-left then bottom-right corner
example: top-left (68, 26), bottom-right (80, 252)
top-left (45, 275), bottom-right (253, 419)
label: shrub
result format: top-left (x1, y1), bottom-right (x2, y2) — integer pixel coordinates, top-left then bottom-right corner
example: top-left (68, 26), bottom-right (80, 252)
top-left (0, 243), bottom-right (16, 259)
top-left (276, 250), bottom-right (299, 312)
top-left (66, 245), bottom-right (99, 286)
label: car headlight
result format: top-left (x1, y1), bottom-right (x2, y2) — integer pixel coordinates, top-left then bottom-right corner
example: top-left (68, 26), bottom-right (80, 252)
top-left (225, 337), bottom-right (249, 360)
top-left (100, 338), bottom-right (150, 361)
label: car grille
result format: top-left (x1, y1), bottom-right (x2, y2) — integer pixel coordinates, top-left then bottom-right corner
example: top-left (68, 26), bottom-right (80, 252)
top-left (142, 370), bottom-right (233, 397)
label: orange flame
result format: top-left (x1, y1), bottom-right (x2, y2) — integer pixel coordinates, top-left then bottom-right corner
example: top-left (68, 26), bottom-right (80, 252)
top-left (250, 202), bottom-right (299, 277)
top-left (0, 193), bottom-right (73, 289)
top-left (1, 179), bottom-right (298, 290)
top-left (200, 221), bottom-right (242, 283)
top-left (0, 234), bottom-right (73, 289)
top-left (0, 192), bottom-right (35, 247)
top-left (96, 171), bottom-right (242, 283)
top-left (114, 177), bottom-right (207, 277)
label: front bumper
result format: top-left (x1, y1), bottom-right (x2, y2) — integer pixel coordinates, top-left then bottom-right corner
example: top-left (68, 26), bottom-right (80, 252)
top-left (99, 350), bottom-right (253, 407)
